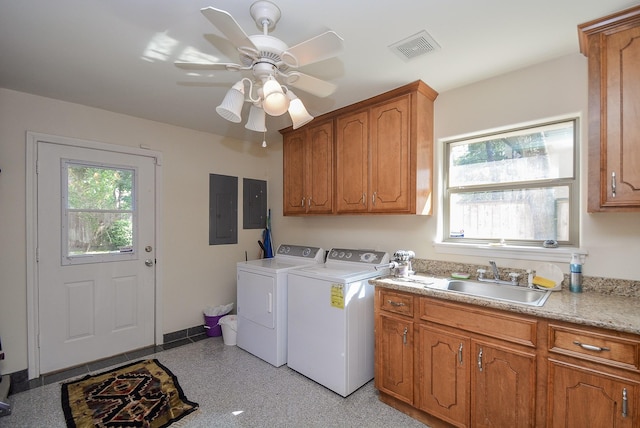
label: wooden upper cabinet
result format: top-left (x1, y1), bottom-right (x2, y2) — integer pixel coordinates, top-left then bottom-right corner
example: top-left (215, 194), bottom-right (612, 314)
top-left (579, 6), bottom-right (640, 212)
top-left (335, 88), bottom-right (435, 215)
top-left (281, 80), bottom-right (437, 216)
top-left (283, 129), bottom-right (306, 215)
top-left (336, 110), bottom-right (369, 213)
top-left (370, 95), bottom-right (412, 212)
top-left (306, 121), bottom-right (334, 214)
top-left (282, 120), bottom-right (333, 215)
top-left (335, 97), bottom-right (413, 214)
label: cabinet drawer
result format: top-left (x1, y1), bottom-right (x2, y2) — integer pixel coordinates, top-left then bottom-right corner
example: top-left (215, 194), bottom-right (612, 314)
top-left (378, 289), bottom-right (414, 317)
top-left (549, 324), bottom-right (640, 371)
top-left (420, 298), bottom-right (537, 347)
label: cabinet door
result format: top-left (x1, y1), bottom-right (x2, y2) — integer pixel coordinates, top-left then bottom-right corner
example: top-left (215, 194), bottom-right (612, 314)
top-left (336, 110), bottom-right (369, 213)
top-left (283, 130), bottom-right (307, 215)
top-left (375, 313), bottom-right (413, 404)
top-left (471, 341), bottom-right (536, 428)
top-left (548, 361), bottom-right (638, 428)
top-left (306, 121), bottom-right (333, 214)
top-left (370, 95), bottom-right (412, 213)
top-left (602, 26), bottom-right (640, 207)
top-left (417, 325), bottom-right (470, 427)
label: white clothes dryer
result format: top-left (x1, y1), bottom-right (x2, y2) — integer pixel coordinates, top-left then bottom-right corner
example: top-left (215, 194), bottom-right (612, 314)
top-left (287, 248), bottom-right (389, 396)
top-left (236, 244), bottom-right (324, 367)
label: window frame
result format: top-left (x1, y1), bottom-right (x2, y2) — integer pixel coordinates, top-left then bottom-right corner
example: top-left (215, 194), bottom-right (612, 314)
top-left (441, 117), bottom-right (580, 248)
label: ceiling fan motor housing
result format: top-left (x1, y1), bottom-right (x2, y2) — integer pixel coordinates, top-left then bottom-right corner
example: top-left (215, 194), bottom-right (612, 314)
top-left (242, 35), bottom-right (290, 73)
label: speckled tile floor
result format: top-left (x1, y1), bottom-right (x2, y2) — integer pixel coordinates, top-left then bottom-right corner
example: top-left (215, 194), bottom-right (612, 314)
top-left (0, 337), bottom-right (429, 427)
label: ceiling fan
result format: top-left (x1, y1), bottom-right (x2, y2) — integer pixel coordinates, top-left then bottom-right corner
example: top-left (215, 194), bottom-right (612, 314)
top-left (175, 1), bottom-right (344, 134)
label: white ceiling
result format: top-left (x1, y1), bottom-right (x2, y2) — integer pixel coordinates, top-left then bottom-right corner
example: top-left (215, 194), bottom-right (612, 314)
top-left (1, 0), bottom-right (636, 144)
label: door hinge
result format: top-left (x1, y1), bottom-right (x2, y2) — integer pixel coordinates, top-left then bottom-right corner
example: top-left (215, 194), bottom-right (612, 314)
top-left (36, 247), bottom-right (39, 262)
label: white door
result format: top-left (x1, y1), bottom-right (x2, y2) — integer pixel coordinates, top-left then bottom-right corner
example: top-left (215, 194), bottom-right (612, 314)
top-left (37, 141), bottom-right (156, 373)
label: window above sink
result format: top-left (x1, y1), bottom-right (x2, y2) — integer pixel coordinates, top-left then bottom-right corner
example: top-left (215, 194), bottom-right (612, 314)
top-left (441, 117), bottom-right (579, 249)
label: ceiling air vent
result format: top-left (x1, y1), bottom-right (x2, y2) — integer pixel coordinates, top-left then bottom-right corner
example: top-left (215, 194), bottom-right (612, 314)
top-left (389, 30), bottom-right (441, 61)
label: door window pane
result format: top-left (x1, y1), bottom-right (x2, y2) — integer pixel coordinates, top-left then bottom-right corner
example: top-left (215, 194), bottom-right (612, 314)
top-left (63, 162), bottom-right (136, 263)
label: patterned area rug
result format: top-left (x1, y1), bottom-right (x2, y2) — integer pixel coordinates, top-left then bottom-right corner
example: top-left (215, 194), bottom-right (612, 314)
top-left (61, 359), bottom-right (198, 428)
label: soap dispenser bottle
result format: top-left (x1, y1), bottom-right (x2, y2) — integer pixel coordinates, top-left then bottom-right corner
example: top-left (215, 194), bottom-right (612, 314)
top-left (570, 254), bottom-right (582, 293)
top-left (526, 269), bottom-right (534, 288)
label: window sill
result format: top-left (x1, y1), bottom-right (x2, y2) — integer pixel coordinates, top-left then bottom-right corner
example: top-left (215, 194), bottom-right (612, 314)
top-left (433, 241), bottom-right (587, 263)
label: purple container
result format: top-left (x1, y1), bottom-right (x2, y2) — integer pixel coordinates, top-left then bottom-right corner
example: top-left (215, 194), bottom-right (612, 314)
top-left (204, 315), bottom-right (224, 337)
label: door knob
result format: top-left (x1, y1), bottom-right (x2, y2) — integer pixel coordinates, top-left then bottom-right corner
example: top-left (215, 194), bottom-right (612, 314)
top-left (145, 259), bottom-right (154, 267)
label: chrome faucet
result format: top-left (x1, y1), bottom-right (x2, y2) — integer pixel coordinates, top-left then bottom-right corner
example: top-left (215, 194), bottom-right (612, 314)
top-left (479, 260), bottom-right (520, 286)
top-left (489, 260), bottom-right (500, 280)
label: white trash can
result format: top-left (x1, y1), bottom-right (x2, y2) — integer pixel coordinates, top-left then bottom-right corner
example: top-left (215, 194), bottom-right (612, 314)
top-left (218, 315), bottom-right (237, 346)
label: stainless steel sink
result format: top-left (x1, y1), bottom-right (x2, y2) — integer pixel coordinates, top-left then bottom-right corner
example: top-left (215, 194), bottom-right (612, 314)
top-left (446, 280), bottom-right (551, 307)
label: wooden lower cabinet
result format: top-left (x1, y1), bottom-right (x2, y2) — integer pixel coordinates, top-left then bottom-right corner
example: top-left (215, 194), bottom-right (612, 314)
top-left (375, 287), bottom-right (640, 427)
top-left (375, 313), bottom-right (414, 404)
top-left (417, 325), bottom-right (470, 427)
top-left (416, 326), bottom-right (535, 428)
top-left (548, 360), bottom-right (639, 427)
top-left (471, 340), bottom-right (536, 427)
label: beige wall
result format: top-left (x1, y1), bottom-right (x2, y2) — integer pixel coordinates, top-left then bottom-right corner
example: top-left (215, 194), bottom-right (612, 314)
top-left (2, 52), bottom-right (639, 375)
top-left (272, 53), bottom-right (640, 279)
top-left (0, 88), bottom-right (277, 374)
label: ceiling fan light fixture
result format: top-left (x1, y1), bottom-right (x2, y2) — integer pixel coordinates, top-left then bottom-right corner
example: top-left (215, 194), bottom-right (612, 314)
top-left (287, 90), bottom-right (314, 129)
top-left (216, 80), bottom-right (246, 123)
top-left (245, 104), bottom-right (267, 132)
top-left (180, 3), bottom-right (343, 137)
top-left (262, 76), bottom-right (290, 116)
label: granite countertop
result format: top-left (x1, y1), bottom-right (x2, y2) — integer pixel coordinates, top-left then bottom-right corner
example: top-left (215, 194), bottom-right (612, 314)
top-left (371, 275), bottom-right (640, 336)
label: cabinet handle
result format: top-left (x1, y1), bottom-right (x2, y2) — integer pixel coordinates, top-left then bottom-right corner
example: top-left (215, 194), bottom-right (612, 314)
top-left (403, 327), bottom-right (408, 345)
top-left (301, 198), bottom-right (305, 207)
top-left (458, 343), bottom-right (463, 365)
top-left (362, 193), bottom-right (366, 205)
top-left (612, 171), bottom-right (617, 198)
top-left (573, 340), bottom-right (610, 352)
top-left (477, 347), bottom-right (483, 372)
top-left (387, 300), bottom-right (406, 307)
top-left (372, 191), bottom-right (377, 205)
top-left (622, 388), bottom-right (628, 418)
top-left (307, 197), bottom-right (311, 208)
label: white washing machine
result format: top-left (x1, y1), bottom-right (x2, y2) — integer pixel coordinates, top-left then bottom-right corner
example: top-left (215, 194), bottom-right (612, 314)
top-left (287, 248), bottom-right (389, 396)
top-left (236, 244), bottom-right (324, 367)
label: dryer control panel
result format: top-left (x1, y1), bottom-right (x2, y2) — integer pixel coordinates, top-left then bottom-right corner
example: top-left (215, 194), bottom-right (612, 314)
top-left (276, 244), bottom-right (324, 260)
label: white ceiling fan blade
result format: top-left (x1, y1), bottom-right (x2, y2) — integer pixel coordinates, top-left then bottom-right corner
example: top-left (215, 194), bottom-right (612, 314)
top-left (285, 72), bottom-right (337, 98)
top-left (200, 7), bottom-right (257, 51)
top-left (174, 62), bottom-right (246, 71)
top-left (282, 31), bottom-right (344, 68)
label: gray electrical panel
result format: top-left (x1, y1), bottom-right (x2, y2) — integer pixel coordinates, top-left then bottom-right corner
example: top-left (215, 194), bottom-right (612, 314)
top-left (209, 174), bottom-right (238, 245)
top-left (243, 178), bottom-right (267, 229)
